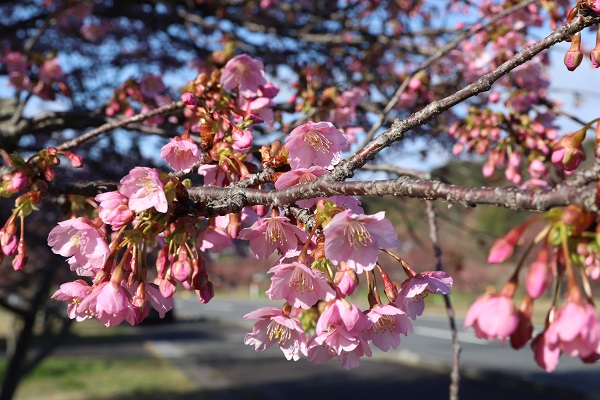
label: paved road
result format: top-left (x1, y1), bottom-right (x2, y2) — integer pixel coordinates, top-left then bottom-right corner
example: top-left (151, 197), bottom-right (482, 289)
top-left (135, 318), bottom-right (577, 400)
top-left (168, 296), bottom-right (600, 400)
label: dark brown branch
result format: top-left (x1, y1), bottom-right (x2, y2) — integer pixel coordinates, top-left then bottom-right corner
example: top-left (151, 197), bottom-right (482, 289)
top-left (188, 176), bottom-right (597, 215)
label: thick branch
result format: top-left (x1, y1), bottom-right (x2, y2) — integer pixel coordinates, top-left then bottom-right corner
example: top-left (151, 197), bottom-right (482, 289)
top-left (189, 177), bottom-right (598, 214)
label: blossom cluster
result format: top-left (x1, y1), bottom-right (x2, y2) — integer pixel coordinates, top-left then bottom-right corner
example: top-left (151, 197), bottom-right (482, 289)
top-left (465, 205), bottom-right (600, 371)
top-left (0, 53), bottom-right (450, 370)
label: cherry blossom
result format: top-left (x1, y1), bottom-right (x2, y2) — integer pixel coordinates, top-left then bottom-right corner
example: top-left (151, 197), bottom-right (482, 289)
top-left (244, 307), bottom-right (307, 361)
top-left (119, 167), bottom-right (169, 213)
top-left (464, 292), bottom-right (519, 343)
top-left (47, 217), bottom-right (109, 275)
top-left (51, 280), bottom-right (93, 321)
top-left (395, 271), bottom-right (453, 319)
top-left (545, 300), bottom-right (600, 359)
top-left (95, 191), bottom-right (135, 230)
top-left (160, 136), bottom-right (201, 172)
top-left (316, 298), bottom-right (370, 335)
top-left (220, 54), bottom-right (267, 97)
top-left (284, 121), bottom-right (348, 169)
top-left (265, 262), bottom-right (336, 309)
top-left (532, 332), bottom-right (561, 372)
top-left (364, 304), bottom-right (413, 351)
top-left (274, 166), bottom-right (329, 208)
top-left (323, 210), bottom-right (400, 274)
top-left (139, 73), bottom-right (166, 98)
top-left (239, 216), bottom-right (308, 259)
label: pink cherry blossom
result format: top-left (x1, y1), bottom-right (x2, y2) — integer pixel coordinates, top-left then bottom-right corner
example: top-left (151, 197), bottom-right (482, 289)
top-left (160, 136), bottom-right (200, 172)
top-left (145, 282), bottom-right (173, 318)
top-left (39, 58), bottom-right (64, 84)
top-left (11, 171), bottom-right (30, 192)
top-left (244, 307), bottom-right (307, 361)
top-left (119, 167), bottom-right (168, 213)
top-left (94, 282), bottom-right (131, 325)
top-left (364, 304), bottom-right (413, 351)
top-left (464, 292), bottom-right (519, 342)
top-left (139, 73), bottom-right (166, 98)
top-left (266, 262), bottom-right (336, 309)
top-left (532, 332), bottom-right (561, 372)
top-left (510, 308), bottom-right (534, 350)
top-left (48, 217), bottom-right (109, 275)
top-left (95, 191), bottom-right (134, 230)
top-left (239, 216), bottom-right (308, 259)
top-left (395, 271), bottom-right (453, 319)
top-left (284, 121), bottom-right (348, 169)
top-left (197, 216), bottom-right (233, 253)
top-left (316, 298), bottom-right (370, 334)
top-left (545, 300), bottom-right (600, 359)
top-left (274, 166), bottom-right (329, 208)
top-left (237, 96), bottom-right (274, 124)
top-left (308, 327), bottom-right (372, 369)
top-left (220, 54), bottom-right (267, 97)
top-left (51, 279), bottom-right (93, 321)
top-left (336, 335), bottom-right (372, 370)
top-left (323, 210), bottom-right (400, 274)
top-left (231, 127), bottom-right (253, 150)
top-left (334, 266), bottom-right (359, 296)
top-left (2, 235), bottom-right (17, 256)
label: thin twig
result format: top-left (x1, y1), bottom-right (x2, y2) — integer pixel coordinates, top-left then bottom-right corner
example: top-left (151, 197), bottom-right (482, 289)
top-left (360, 0), bottom-right (537, 147)
top-left (55, 102), bottom-right (184, 151)
top-left (425, 200), bottom-right (461, 400)
top-left (332, 12), bottom-right (600, 182)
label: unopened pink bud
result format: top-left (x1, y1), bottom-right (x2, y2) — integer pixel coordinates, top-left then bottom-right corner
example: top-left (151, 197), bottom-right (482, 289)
top-left (487, 221), bottom-right (532, 264)
top-left (157, 277), bottom-right (176, 298)
top-left (334, 268), bottom-right (358, 296)
top-left (591, 47), bottom-right (600, 68)
top-left (61, 151), bottom-right (84, 168)
top-left (44, 167), bottom-right (55, 182)
top-left (181, 92), bottom-right (198, 106)
top-left (564, 32), bottom-right (583, 71)
top-left (564, 49), bottom-right (583, 71)
top-left (11, 171), bottom-right (30, 191)
top-left (12, 253), bottom-right (27, 270)
top-left (2, 235), bottom-right (17, 256)
top-left (196, 281), bottom-right (214, 304)
top-left (526, 246), bottom-right (551, 299)
top-left (156, 246), bottom-right (169, 278)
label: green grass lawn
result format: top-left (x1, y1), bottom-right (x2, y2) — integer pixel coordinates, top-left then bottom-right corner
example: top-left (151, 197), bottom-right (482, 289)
top-left (1, 310), bottom-right (200, 400)
top-left (1, 356), bottom-right (199, 400)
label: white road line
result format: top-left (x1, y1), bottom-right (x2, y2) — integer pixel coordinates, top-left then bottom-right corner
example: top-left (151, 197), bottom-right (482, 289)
top-left (413, 326), bottom-right (491, 345)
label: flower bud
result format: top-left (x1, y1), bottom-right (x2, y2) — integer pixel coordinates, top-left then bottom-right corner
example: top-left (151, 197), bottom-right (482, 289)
top-left (551, 129), bottom-right (586, 172)
top-left (334, 267), bottom-right (358, 296)
top-left (181, 92), bottom-right (198, 106)
top-left (526, 245), bottom-right (552, 299)
top-left (591, 46), bottom-right (600, 69)
top-left (60, 151), bottom-right (84, 168)
top-left (564, 32), bottom-right (583, 71)
top-left (12, 252), bottom-right (27, 270)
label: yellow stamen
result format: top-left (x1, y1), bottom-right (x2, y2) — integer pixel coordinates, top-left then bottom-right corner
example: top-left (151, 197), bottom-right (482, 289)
top-left (304, 130), bottom-right (332, 154)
